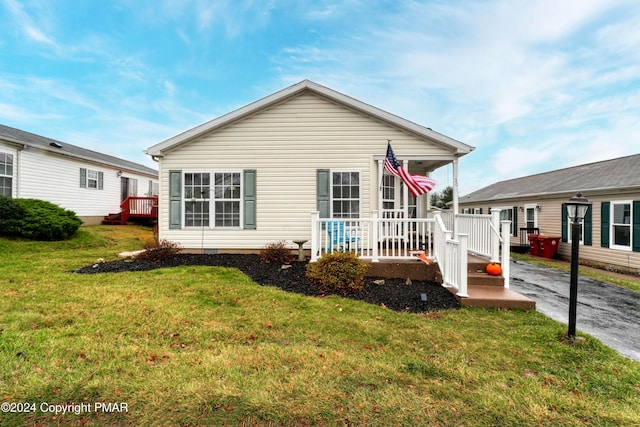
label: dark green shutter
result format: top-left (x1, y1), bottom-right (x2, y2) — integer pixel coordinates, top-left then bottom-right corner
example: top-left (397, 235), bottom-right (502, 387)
top-left (317, 169), bottom-right (330, 218)
top-left (584, 206), bottom-right (592, 246)
top-left (98, 172), bottom-right (104, 190)
top-left (561, 204), bottom-right (568, 242)
top-left (80, 168), bottom-right (87, 188)
top-left (243, 169), bottom-right (257, 230)
top-left (633, 201), bottom-right (640, 252)
top-left (512, 207), bottom-right (518, 237)
top-left (479, 207), bottom-right (483, 214)
top-left (601, 202), bottom-right (610, 247)
top-left (169, 170), bottom-right (182, 229)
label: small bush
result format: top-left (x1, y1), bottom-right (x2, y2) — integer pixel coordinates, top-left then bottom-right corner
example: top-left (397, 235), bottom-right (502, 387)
top-left (136, 239), bottom-right (183, 262)
top-left (0, 197), bottom-right (82, 240)
top-left (259, 240), bottom-right (293, 264)
top-left (306, 251), bottom-right (369, 295)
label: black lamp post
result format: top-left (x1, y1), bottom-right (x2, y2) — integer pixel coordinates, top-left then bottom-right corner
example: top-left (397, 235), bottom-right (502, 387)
top-left (565, 192), bottom-right (592, 340)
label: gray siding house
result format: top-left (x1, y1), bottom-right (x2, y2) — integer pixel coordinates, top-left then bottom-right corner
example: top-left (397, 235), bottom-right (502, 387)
top-left (459, 154), bottom-right (640, 274)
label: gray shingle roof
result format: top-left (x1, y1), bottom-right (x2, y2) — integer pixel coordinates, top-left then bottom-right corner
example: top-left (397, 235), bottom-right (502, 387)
top-left (461, 153), bottom-right (640, 203)
top-left (0, 124), bottom-right (157, 176)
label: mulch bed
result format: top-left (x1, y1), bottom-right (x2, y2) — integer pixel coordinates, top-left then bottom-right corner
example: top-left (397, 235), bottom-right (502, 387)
top-left (75, 254), bottom-right (460, 313)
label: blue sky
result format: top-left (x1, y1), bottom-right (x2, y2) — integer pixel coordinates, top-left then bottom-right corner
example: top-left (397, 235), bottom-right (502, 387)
top-left (1, 0), bottom-right (639, 195)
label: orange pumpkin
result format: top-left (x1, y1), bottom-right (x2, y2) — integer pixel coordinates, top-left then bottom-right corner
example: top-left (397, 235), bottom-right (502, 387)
top-left (485, 262), bottom-right (502, 276)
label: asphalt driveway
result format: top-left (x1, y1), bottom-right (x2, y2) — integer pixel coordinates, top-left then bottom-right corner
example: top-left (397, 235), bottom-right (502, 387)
top-left (509, 259), bottom-right (640, 362)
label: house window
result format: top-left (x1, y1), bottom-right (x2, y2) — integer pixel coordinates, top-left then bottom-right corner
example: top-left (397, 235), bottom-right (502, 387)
top-left (332, 171), bottom-right (360, 218)
top-left (184, 173), bottom-right (210, 227)
top-left (499, 207), bottom-right (514, 236)
top-left (381, 175), bottom-right (395, 210)
top-left (80, 168), bottom-right (103, 190)
top-left (214, 172), bottom-right (241, 227)
top-left (0, 152), bottom-right (13, 197)
top-left (611, 201), bottom-right (631, 250)
top-left (148, 180), bottom-right (159, 196)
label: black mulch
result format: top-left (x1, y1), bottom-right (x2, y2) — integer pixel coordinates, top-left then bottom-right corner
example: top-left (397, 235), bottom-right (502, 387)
top-left (75, 254), bottom-right (460, 313)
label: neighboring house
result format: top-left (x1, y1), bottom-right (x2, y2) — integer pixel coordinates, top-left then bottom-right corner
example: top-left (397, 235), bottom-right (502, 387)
top-left (0, 124), bottom-right (159, 225)
top-left (146, 80), bottom-right (475, 254)
top-left (459, 154), bottom-right (640, 274)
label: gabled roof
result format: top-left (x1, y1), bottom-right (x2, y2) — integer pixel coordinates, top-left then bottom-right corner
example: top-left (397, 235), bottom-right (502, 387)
top-left (146, 79), bottom-right (475, 157)
top-left (0, 124), bottom-right (157, 176)
top-left (461, 153), bottom-right (640, 203)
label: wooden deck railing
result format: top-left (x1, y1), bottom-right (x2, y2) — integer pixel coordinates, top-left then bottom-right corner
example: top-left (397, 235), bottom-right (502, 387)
top-left (120, 196), bottom-right (158, 224)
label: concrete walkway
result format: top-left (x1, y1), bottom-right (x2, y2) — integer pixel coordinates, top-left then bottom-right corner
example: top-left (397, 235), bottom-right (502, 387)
top-left (509, 259), bottom-right (640, 362)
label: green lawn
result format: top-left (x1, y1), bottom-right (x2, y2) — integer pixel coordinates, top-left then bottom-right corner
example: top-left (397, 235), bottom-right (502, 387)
top-left (1, 226), bottom-right (639, 426)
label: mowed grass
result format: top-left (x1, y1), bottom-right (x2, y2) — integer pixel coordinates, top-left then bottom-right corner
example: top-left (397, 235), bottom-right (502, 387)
top-left (1, 226), bottom-right (639, 426)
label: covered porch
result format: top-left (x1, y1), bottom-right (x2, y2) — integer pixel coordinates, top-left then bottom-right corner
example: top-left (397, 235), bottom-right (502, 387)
top-left (310, 208), bottom-right (514, 302)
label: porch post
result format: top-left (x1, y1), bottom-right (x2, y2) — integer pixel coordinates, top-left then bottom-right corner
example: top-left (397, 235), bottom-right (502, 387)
top-left (452, 158), bottom-right (459, 215)
top-left (490, 208), bottom-right (501, 263)
top-left (310, 211), bottom-right (320, 262)
top-left (452, 158), bottom-right (459, 239)
top-left (371, 210), bottom-right (379, 262)
top-left (457, 233), bottom-right (469, 298)
top-left (501, 220), bottom-right (511, 289)
top-left (402, 159), bottom-right (409, 217)
top-left (377, 159), bottom-right (384, 211)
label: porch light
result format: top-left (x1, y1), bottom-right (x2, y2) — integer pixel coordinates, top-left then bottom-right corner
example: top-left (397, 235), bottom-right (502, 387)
top-left (566, 192), bottom-right (591, 341)
top-left (566, 192), bottom-right (591, 223)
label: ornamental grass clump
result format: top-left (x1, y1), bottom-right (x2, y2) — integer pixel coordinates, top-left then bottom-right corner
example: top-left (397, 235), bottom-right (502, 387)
top-left (259, 240), bottom-right (293, 264)
top-left (305, 250), bottom-right (369, 295)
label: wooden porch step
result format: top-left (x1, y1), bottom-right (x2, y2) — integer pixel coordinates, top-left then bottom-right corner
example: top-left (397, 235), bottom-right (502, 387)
top-left (102, 212), bottom-right (123, 225)
top-left (449, 285), bottom-right (536, 310)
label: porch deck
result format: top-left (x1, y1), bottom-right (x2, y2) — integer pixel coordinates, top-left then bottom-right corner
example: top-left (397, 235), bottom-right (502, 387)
top-left (364, 254), bottom-right (535, 310)
top-left (102, 196), bottom-right (158, 225)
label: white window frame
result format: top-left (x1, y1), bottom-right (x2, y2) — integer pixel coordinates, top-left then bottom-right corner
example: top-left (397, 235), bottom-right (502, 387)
top-left (0, 152), bottom-right (13, 197)
top-left (330, 170), bottom-right (361, 219)
top-left (183, 172), bottom-right (211, 228)
top-left (566, 214), bottom-right (585, 245)
top-left (87, 169), bottom-right (99, 189)
top-left (610, 200), bottom-right (632, 251)
top-left (213, 171), bottom-right (242, 228)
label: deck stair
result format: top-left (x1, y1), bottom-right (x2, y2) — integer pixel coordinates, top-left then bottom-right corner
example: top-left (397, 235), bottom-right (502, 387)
top-left (365, 255), bottom-right (535, 310)
top-left (102, 212), bottom-right (123, 225)
top-left (456, 254), bottom-right (536, 309)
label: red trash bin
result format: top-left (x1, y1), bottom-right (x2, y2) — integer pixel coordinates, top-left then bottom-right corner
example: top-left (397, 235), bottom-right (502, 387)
top-left (528, 234), bottom-right (540, 256)
top-left (539, 236), bottom-right (560, 259)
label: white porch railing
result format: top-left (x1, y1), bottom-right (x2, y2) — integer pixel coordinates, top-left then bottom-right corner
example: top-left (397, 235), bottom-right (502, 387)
top-left (310, 211), bottom-right (434, 263)
top-left (454, 209), bottom-right (511, 288)
top-left (309, 208), bottom-right (511, 295)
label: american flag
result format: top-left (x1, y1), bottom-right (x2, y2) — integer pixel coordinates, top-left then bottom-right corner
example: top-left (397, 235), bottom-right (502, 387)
top-left (384, 142), bottom-right (436, 197)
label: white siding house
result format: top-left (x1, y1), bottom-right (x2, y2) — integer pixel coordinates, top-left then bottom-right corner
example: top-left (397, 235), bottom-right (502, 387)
top-left (146, 80), bottom-right (475, 254)
top-left (0, 124), bottom-right (158, 225)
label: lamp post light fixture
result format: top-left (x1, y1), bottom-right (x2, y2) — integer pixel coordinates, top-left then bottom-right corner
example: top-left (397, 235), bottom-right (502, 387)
top-left (566, 192), bottom-right (592, 340)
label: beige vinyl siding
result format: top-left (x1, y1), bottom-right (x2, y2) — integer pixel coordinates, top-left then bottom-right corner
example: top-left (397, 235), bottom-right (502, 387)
top-left (460, 193), bottom-right (640, 272)
top-left (159, 91), bottom-right (450, 250)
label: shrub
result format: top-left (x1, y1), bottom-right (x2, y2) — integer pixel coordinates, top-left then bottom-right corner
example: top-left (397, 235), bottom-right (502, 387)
top-left (259, 240), bottom-right (293, 264)
top-left (0, 197), bottom-right (82, 240)
top-left (305, 251), bottom-right (369, 295)
top-left (136, 239), bottom-right (183, 262)
top-left (0, 196), bottom-right (26, 236)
